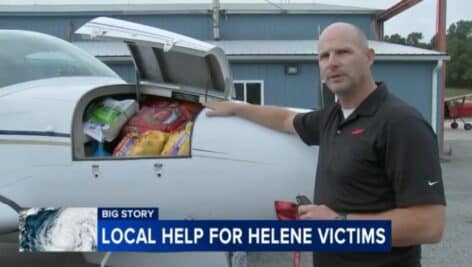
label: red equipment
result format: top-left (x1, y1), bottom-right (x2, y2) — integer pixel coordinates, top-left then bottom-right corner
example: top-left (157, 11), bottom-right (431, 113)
top-left (444, 94), bottom-right (472, 130)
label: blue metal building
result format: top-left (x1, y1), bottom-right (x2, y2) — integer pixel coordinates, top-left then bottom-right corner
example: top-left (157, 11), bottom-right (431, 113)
top-left (0, 3), bottom-right (447, 138)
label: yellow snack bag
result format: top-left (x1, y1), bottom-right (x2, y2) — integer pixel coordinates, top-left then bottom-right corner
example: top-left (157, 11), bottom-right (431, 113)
top-left (113, 132), bottom-right (139, 157)
top-left (129, 130), bottom-right (168, 156)
top-left (161, 122), bottom-right (192, 156)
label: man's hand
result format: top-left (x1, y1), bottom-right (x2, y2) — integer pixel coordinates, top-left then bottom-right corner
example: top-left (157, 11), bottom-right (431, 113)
top-left (203, 101), bottom-right (239, 117)
top-left (298, 204), bottom-right (339, 220)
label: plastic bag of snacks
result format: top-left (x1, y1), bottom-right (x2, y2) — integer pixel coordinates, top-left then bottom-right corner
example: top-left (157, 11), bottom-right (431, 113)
top-left (84, 98), bottom-right (137, 142)
top-left (113, 130), bottom-right (168, 157)
top-left (161, 122), bottom-right (193, 156)
top-left (123, 97), bottom-right (200, 134)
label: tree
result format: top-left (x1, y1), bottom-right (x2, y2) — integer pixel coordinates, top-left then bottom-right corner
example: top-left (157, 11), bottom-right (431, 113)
top-left (446, 20), bottom-right (472, 87)
top-left (406, 32), bottom-right (423, 46)
top-left (384, 32), bottom-right (431, 48)
top-left (384, 33), bottom-right (406, 45)
top-left (430, 34), bottom-right (437, 49)
top-left (384, 21), bottom-right (472, 87)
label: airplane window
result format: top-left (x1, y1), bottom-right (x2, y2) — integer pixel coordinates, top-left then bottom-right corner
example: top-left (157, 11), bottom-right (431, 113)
top-left (0, 31), bottom-right (118, 88)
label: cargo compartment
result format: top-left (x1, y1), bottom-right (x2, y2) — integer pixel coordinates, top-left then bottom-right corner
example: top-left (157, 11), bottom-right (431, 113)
top-left (72, 84), bottom-right (202, 160)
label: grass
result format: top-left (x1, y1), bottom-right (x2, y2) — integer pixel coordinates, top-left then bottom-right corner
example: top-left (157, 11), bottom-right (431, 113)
top-left (445, 87), bottom-right (472, 98)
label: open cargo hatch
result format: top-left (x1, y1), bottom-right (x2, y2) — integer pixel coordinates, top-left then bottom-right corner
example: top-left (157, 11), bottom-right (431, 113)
top-left (72, 17), bottom-right (236, 160)
top-left (75, 17), bottom-right (233, 102)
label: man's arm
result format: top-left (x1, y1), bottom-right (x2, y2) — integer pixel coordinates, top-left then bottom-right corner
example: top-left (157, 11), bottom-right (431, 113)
top-left (298, 204), bottom-right (444, 246)
top-left (203, 101), bottom-right (297, 134)
top-left (348, 205), bottom-right (444, 246)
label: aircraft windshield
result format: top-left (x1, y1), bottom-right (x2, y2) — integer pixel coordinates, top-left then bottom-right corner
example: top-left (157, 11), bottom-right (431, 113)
top-left (0, 31), bottom-right (118, 88)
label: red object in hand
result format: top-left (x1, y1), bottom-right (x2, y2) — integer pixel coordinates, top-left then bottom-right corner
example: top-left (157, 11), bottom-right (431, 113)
top-left (274, 200), bottom-right (301, 267)
top-left (275, 200), bottom-right (298, 220)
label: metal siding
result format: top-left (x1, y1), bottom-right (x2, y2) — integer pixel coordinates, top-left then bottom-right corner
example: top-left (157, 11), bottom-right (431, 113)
top-left (230, 63), bottom-right (318, 109)
top-left (0, 15), bottom-right (211, 41)
top-left (100, 61), bottom-right (319, 109)
top-left (220, 14), bottom-right (376, 40)
top-left (1, 13), bottom-right (376, 41)
top-left (110, 15), bottom-right (211, 40)
top-left (372, 61), bottom-right (436, 124)
top-left (283, 63), bottom-right (319, 109)
top-left (0, 16), bottom-right (73, 40)
top-left (106, 62), bottom-right (136, 83)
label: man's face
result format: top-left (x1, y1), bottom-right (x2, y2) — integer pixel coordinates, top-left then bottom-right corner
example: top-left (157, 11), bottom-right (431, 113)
top-left (318, 31), bottom-right (371, 95)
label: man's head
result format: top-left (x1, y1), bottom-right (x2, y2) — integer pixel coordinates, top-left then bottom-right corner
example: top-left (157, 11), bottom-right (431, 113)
top-left (318, 22), bottom-right (375, 96)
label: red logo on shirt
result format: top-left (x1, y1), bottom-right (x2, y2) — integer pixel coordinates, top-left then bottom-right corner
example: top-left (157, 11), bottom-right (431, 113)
top-left (351, 128), bottom-right (364, 135)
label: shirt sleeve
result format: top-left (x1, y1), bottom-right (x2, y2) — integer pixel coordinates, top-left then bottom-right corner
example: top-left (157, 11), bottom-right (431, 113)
top-left (384, 116), bottom-right (446, 207)
top-left (293, 110), bottom-right (322, 146)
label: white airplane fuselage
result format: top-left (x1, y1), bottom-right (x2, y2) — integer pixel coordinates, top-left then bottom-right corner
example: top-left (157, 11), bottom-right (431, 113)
top-left (0, 18), bottom-right (318, 266)
top-left (0, 76), bottom-right (317, 233)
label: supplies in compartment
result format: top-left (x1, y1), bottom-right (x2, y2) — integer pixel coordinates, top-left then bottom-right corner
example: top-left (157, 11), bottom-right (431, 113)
top-left (85, 140), bottom-right (112, 157)
top-left (83, 98), bottom-right (137, 142)
top-left (122, 97), bottom-right (200, 135)
top-left (113, 130), bottom-right (168, 157)
top-left (110, 97), bottom-right (200, 157)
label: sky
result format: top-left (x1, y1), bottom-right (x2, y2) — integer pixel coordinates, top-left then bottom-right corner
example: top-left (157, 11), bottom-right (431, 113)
top-left (1, 0), bottom-right (470, 41)
top-left (326, 0), bottom-right (470, 41)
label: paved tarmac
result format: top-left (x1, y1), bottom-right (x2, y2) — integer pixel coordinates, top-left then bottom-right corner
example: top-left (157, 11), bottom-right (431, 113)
top-left (1, 121), bottom-right (471, 267)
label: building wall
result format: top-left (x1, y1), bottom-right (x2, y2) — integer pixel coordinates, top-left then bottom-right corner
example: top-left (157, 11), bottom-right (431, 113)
top-left (106, 61), bottom-right (320, 109)
top-left (106, 60), bottom-right (439, 127)
top-left (0, 12), bottom-right (376, 41)
top-left (372, 61), bottom-right (437, 125)
top-left (0, 14), bottom-right (211, 41)
top-left (230, 63), bottom-right (319, 108)
top-left (219, 14), bottom-right (376, 40)
top-left (106, 62), bottom-right (136, 83)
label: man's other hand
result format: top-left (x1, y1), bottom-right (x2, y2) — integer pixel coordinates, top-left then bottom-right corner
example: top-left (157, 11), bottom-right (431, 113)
top-left (298, 204), bottom-right (339, 220)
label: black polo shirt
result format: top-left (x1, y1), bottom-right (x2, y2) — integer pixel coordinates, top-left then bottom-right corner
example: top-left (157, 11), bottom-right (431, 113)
top-left (293, 82), bottom-right (446, 267)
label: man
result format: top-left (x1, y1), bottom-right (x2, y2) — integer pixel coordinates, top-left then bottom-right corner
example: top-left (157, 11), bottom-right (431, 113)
top-left (204, 22), bottom-right (445, 266)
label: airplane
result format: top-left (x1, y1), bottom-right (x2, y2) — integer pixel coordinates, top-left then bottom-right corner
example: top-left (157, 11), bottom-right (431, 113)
top-left (0, 17), bottom-right (317, 266)
top-left (444, 93), bottom-right (472, 131)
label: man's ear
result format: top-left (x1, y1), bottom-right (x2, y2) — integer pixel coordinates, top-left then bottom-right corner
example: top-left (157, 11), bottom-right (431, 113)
top-left (367, 48), bottom-right (375, 67)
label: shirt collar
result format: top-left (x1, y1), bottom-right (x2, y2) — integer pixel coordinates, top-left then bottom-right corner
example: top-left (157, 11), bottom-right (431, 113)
top-left (337, 82), bottom-right (388, 118)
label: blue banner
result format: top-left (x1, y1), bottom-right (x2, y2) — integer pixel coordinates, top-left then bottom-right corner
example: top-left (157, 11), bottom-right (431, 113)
top-left (98, 219), bottom-right (391, 252)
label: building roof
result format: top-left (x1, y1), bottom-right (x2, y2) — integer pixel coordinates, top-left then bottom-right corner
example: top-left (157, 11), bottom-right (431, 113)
top-left (73, 40), bottom-right (449, 62)
top-left (0, 3), bottom-right (379, 15)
